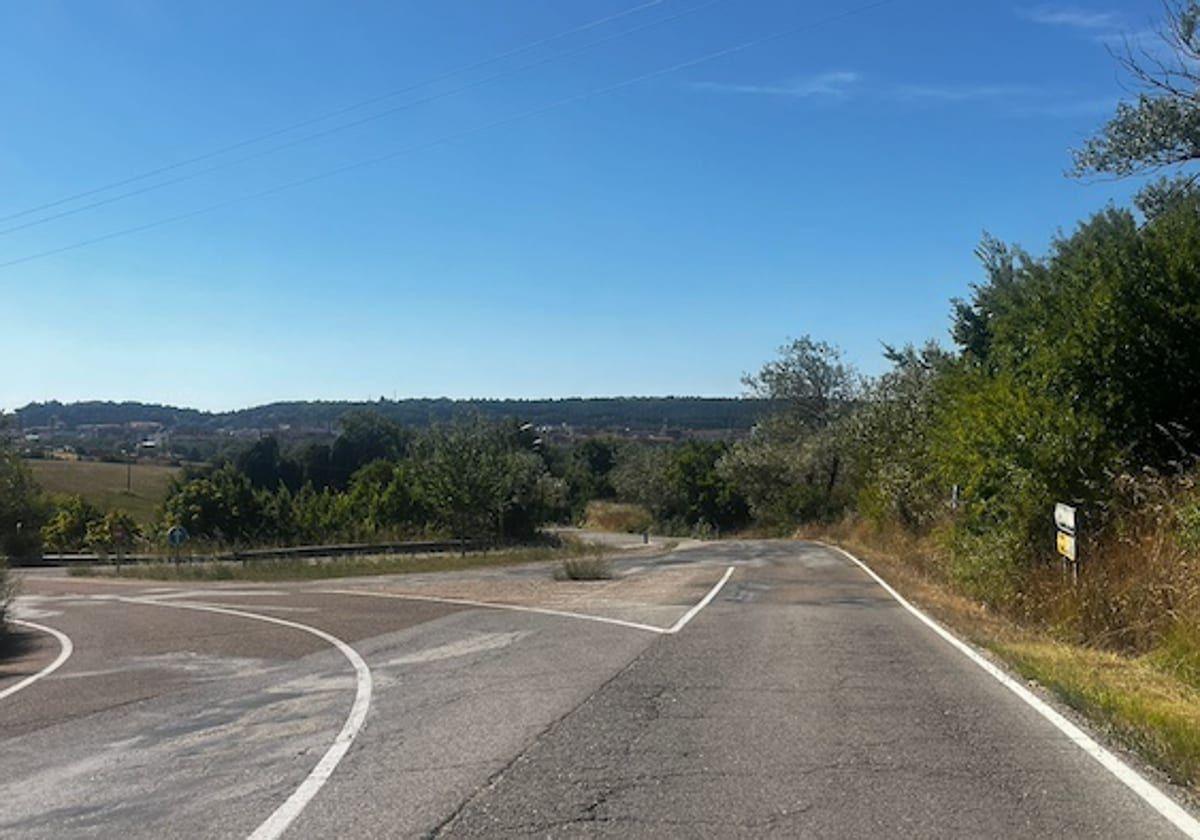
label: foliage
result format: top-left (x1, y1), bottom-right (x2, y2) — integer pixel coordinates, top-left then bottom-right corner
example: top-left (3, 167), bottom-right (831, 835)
top-left (157, 416), bottom-right (559, 546)
top-left (844, 343), bottom-right (948, 530)
top-left (1072, 1), bottom-right (1200, 177)
top-left (85, 510), bottom-right (142, 555)
top-left (162, 463), bottom-right (264, 544)
top-left (41, 495), bottom-right (102, 552)
top-left (717, 337), bottom-right (861, 528)
top-left (0, 430), bottom-right (46, 559)
top-left (741, 335), bottom-right (859, 431)
top-left (612, 442), bottom-right (748, 532)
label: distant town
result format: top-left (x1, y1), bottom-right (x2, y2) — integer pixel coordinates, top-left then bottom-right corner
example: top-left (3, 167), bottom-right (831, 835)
top-left (8, 397), bottom-right (768, 464)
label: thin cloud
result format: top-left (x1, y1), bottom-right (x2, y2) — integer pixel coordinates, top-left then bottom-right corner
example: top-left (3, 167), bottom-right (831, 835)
top-left (893, 83), bottom-right (1044, 103)
top-left (1018, 5), bottom-right (1121, 30)
top-left (692, 71), bottom-right (1108, 119)
top-left (692, 71), bottom-right (860, 98)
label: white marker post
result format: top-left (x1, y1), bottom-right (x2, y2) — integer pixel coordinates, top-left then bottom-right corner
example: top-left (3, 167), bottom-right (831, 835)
top-left (1054, 503), bottom-right (1078, 585)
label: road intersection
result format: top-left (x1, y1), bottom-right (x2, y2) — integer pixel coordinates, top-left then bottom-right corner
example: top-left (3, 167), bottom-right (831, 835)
top-left (2, 541), bottom-right (1196, 838)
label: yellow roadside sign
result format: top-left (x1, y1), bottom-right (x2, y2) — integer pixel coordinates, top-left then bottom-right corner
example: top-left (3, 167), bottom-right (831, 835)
top-left (1056, 530), bottom-right (1077, 562)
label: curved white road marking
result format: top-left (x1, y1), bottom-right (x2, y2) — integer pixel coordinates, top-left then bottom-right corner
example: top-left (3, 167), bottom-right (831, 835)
top-left (322, 565), bottom-right (735, 637)
top-left (818, 541), bottom-right (1200, 839)
top-left (115, 596), bottom-right (372, 840)
top-left (666, 566), bottom-right (734, 634)
top-left (322, 588), bottom-right (669, 634)
top-left (0, 619), bottom-right (74, 701)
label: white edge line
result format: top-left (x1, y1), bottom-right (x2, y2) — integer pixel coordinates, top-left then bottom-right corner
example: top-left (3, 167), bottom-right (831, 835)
top-left (319, 588), bottom-right (669, 634)
top-left (815, 540), bottom-right (1200, 839)
top-left (113, 596), bottom-right (372, 840)
top-left (665, 566), bottom-right (734, 634)
top-left (0, 619), bottom-right (74, 701)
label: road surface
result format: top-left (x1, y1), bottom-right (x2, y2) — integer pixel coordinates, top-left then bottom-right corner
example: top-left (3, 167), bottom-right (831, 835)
top-left (1, 541), bottom-right (1196, 838)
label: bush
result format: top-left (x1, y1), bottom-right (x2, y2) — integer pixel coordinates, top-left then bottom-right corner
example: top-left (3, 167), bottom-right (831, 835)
top-left (555, 556), bottom-right (614, 581)
top-left (42, 495), bottom-right (102, 552)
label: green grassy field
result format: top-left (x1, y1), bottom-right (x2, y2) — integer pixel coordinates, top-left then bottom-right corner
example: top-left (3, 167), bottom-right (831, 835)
top-left (27, 459), bottom-right (180, 526)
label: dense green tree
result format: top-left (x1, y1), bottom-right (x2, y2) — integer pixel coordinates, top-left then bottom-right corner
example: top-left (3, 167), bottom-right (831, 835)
top-left (162, 464), bottom-right (263, 543)
top-left (950, 192), bottom-right (1200, 466)
top-left (41, 495), bottom-right (102, 552)
top-left (85, 510), bottom-right (142, 555)
top-left (328, 412), bottom-right (412, 490)
top-left (410, 420), bottom-right (551, 540)
top-left (235, 436), bottom-right (302, 491)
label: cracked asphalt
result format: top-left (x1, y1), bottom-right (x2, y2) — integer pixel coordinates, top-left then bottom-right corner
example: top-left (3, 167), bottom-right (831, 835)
top-left (1, 541), bottom-right (1195, 838)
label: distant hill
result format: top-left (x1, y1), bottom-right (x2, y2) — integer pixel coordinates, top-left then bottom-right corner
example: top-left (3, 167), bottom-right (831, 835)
top-left (15, 397), bottom-right (769, 433)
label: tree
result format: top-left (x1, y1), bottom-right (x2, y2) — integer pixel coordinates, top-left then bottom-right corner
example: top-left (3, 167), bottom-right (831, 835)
top-left (725, 337), bottom-right (862, 525)
top-left (328, 411), bottom-right (411, 490)
top-left (85, 510), bottom-right (142, 556)
top-left (235, 436), bottom-right (301, 491)
top-left (845, 342), bottom-right (951, 529)
top-left (162, 464), bottom-right (263, 543)
top-left (414, 421), bottom-right (550, 540)
top-left (741, 335), bottom-right (860, 431)
top-left (42, 495), bottom-right (102, 552)
top-left (0, 432), bottom-right (46, 559)
top-left (1073, 2), bottom-right (1200, 177)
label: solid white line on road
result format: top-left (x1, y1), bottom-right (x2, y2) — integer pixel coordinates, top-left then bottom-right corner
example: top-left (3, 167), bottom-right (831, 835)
top-left (322, 565), bottom-right (736, 637)
top-left (0, 619), bottom-right (74, 701)
top-left (321, 589), bottom-right (671, 634)
top-left (114, 596), bottom-right (373, 840)
top-left (665, 566), bottom-right (734, 634)
top-left (818, 541), bottom-right (1200, 839)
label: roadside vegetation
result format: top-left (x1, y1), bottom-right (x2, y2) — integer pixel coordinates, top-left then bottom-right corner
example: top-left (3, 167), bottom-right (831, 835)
top-left (70, 538), bottom-right (610, 583)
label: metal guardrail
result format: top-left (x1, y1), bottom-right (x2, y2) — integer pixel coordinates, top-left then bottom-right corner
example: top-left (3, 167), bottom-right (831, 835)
top-left (22, 538), bottom-right (492, 566)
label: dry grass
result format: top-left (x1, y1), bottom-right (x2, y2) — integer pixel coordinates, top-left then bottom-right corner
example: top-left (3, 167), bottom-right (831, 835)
top-left (809, 518), bottom-right (1200, 792)
top-left (27, 459), bottom-right (179, 526)
top-left (584, 501), bottom-right (653, 534)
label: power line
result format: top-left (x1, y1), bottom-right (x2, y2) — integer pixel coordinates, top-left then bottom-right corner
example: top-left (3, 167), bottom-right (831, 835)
top-left (0, 0), bottom-right (724, 238)
top-left (0, 0), bottom-right (901, 272)
top-left (0, 0), bottom-right (668, 225)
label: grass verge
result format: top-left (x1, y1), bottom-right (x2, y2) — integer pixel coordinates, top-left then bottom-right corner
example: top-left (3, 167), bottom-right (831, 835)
top-left (69, 540), bottom-right (611, 583)
top-left (810, 522), bottom-right (1200, 794)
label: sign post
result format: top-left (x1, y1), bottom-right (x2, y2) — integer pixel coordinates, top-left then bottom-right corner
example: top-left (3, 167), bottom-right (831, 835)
top-left (1054, 503), bottom-right (1078, 584)
top-left (167, 525), bottom-right (189, 567)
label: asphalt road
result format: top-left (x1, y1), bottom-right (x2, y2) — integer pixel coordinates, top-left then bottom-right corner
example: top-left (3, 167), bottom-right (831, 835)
top-left (1, 541), bottom-right (1196, 838)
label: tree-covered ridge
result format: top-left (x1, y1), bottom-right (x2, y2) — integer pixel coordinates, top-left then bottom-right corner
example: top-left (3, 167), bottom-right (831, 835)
top-left (14, 396), bottom-right (769, 433)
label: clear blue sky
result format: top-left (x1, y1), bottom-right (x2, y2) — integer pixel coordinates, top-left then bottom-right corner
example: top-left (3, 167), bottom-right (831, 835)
top-left (0, 0), bottom-right (1162, 411)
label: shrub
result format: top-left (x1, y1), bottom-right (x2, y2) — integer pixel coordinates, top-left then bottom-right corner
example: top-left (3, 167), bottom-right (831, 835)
top-left (555, 556), bottom-right (614, 581)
